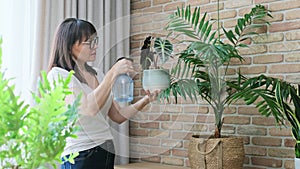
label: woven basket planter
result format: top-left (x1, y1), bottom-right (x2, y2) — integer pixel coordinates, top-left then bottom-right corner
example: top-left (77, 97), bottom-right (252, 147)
top-left (188, 135), bottom-right (245, 169)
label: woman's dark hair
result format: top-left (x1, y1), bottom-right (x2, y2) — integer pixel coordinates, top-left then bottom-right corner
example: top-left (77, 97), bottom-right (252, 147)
top-left (48, 18), bottom-right (97, 84)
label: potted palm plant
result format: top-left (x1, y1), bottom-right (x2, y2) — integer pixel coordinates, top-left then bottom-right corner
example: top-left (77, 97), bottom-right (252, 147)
top-left (157, 2), bottom-right (280, 169)
top-left (0, 37), bottom-right (80, 169)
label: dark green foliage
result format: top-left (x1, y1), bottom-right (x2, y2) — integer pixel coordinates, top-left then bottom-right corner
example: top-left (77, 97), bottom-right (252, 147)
top-left (140, 36), bottom-right (173, 69)
top-left (274, 83), bottom-right (300, 158)
top-left (140, 36), bottom-right (154, 69)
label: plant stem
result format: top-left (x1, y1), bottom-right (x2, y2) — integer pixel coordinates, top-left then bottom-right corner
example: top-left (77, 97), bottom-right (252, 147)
top-left (154, 54), bottom-right (159, 69)
top-left (217, 0), bottom-right (220, 41)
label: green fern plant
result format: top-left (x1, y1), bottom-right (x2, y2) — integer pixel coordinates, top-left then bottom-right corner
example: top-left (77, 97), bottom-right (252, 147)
top-left (0, 37), bottom-right (80, 169)
top-left (159, 4), bottom-right (281, 138)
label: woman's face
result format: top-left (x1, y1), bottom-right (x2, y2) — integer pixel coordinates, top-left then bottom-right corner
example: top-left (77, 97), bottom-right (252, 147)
top-left (71, 35), bottom-right (98, 63)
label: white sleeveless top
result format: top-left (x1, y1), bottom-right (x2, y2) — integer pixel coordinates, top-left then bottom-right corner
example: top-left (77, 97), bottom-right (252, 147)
top-left (47, 67), bottom-right (113, 157)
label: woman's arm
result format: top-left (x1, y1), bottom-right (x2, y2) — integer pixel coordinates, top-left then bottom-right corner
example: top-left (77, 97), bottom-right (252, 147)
top-left (108, 90), bottom-right (159, 124)
top-left (108, 96), bottom-right (149, 124)
top-left (66, 59), bottom-right (135, 116)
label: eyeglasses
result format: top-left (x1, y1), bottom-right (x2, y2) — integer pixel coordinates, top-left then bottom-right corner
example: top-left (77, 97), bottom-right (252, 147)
top-left (82, 36), bottom-right (98, 49)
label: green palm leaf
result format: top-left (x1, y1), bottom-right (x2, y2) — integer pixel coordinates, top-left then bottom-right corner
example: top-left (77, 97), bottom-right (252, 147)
top-left (167, 5), bottom-right (215, 43)
top-left (223, 4), bottom-right (272, 47)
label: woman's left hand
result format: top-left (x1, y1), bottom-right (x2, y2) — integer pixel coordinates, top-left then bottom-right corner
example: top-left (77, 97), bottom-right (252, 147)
top-left (144, 89), bottom-right (161, 102)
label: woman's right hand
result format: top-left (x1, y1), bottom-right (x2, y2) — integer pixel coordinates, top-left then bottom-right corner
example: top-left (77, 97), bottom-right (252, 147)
top-left (110, 58), bottom-right (136, 79)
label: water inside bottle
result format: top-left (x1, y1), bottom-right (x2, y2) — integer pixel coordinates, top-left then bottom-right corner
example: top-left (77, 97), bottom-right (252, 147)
top-left (112, 74), bottom-right (134, 102)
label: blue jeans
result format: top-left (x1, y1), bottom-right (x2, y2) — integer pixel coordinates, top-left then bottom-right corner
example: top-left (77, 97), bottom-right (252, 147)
top-left (61, 140), bottom-right (115, 169)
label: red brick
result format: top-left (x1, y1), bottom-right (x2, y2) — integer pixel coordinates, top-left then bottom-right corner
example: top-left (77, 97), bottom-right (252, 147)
top-left (221, 125), bottom-right (235, 135)
top-left (284, 160), bottom-right (296, 169)
top-left (184, 123), bottom-right (208, 132)
top-left (286, 75), bottom-right (300, 84)
top-left (243, 166), bottom-right (266, 169)
top-left (224, 107), bottom-right (236, 114)
top-left (266, 12), bottom-right (284, 22)
top-left (171, 148), bottom-right (188, 157)
top-left (130, 121), bottom-right (139, 128)
top-left (165, 105), bottom-right (183, 113)
top-left (252, 33), bottom-right (284, 44)
top-left (268, 147), bottom-right (295, 158)
top-left (210, 10), bottom-right (237, 20)
top-left (200, 3), bottom-right (224, 13)
top-left (225, 0), bottom-right (252, 9)
top-left (245, 146), bottom-right (267, 156)
top-left (269, 64), bottom-right (300, 74)
top-left (187, 0), bottom-right (210, 6)
top-left (142, 22), bottom-right (162, 32)
top-left (270, 21), bottom-right (300, 33)
top-left (130, 129), bottom-right (149, 136)
top-left (195, 115), bottom-right (214, 123)
top-left (252, 117), bottom-right (277, 126)
top-left (149, 129), bottom-right (170, 138)
top-left (239, 45), bottom-right (267, 55)
top-left (162, 122), bottom-right (183, 130)
top-left (286, 9), bottom-right (300, 20)
top-left (286, 30), bottom-right (300, 41)
top-left (172, 131), bottom-right (193, 140)
top-left (162, 156), bottom-right (184, 166)
top-left (229, 57), bottom-right (251, 65)
top-left (224, 18), bottom-right (239, 28)
top-left (184, 106), bottom-right (209, 114)
top-left (140, 137), bottom-right (161, 146)
top-left (140, 122), bottom-right (160, 128)
top-left (238, 6), bottom-right (256, 17)
top-left (284, 138), bottom-right (296, 147)
top-left (149, 147), bottom-right (171, 155)
top-left (251, 157), bottom-right (282, 167)
top-left (238, 107), bottom-right (260, 116)
top-left (239, 66), bottom-right (267, 75)
top-left (255, 0), bottom-right (280, 3)
top-left (141, 156), bottom-right (161, 163)
top-left (131, 145), bottom-right (151, 153)
top-left (253, 54), bottom-right (283, 64)
top-left (223, 116), bottom-right (250, 125)
top-left (164, 2), bottom-right (185, 12)
top-left (153, 0), bottom-right (172, 5)
top-left (162, 139), bottom-right (183, 148)
top-left (149, 114), bottom-right (170, 121)
top-left (131, 1), bottom-right (151, 10)
top-left (172, 114), bottom-right (195, 122)
top-left (131, 0), bottom-right (141, 3)
top-left (237, 126), bottom-right (267, 135)
top-left (269, 127), bottom-right (292, 137)
top-left (143, 6), bottom-right (163, 13)
top-left (269, 1), bottom-right (300, 12)
top-left (252, 137), bottom-right (282, 146)
top-left (269, 42), bottom-right (300, 52)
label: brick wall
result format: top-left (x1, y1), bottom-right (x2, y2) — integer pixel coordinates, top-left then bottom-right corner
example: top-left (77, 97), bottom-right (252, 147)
top-left (129, 0), bottom-right (300, 168)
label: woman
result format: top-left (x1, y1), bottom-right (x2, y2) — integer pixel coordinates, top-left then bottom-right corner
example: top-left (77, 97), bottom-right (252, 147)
top-left (47, 18), bottom-right (157, 169)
